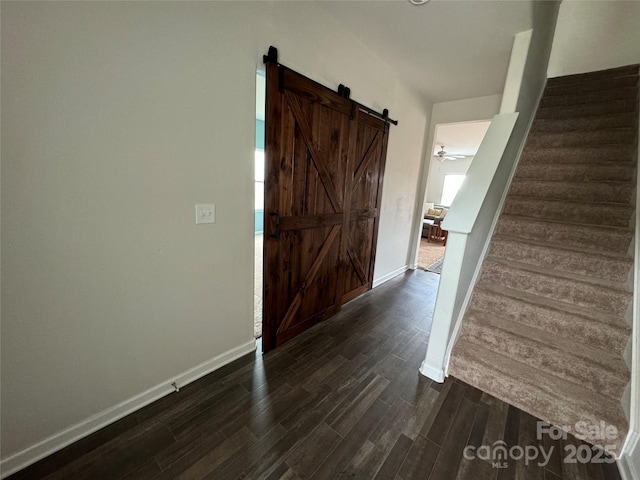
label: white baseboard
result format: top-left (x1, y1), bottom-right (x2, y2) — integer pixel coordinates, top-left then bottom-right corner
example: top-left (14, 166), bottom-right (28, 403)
top-left (619, 429), bottom-right (640, 480)
top-left (419, 359), bottom-right (445, 383)
top-left (0, 339), bottom-right (257, 479)
top-left (372, 265), bottom-right (409, 288)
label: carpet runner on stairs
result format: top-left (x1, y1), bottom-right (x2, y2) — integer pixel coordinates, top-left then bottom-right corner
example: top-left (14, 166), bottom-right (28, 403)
top-left (449, 64), bottom-right (639, 456)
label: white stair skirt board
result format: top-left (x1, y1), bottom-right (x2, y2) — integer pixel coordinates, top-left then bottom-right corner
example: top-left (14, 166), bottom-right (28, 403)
top-left (0, 340), bottom-right (257, 479)
top-left (622, 126), bottom-right (640, 480)
top-left (372, 265), bottom-right (409, 288)
top-left (618, 430), bottom-right (640, 480)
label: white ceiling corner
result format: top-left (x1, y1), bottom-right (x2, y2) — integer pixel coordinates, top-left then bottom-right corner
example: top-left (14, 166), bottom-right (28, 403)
top-left (317, 0), bottom-right (534, 103)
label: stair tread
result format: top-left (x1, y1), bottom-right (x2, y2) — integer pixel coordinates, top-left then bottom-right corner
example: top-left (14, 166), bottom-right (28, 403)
top-left (451, 341), bottom-right (629, 418)
top-left (488, 239), bottom-right (632, 283)
top-left (510, 178), bottom-right (634, 186)
top-left (495, 216), bottom-right (633, 256)
top-left (506, 193), bottom-right (634, 207)
top-left (498, 213), bottom-right (633, 235)
top-left (543, 76), bottom-right (639, 98)
top-left (480, 259), bottom-right (632, 319)
top-left (463, 309), bottom-right (629, 379)
top-left (538, 96), bottom-right (639, 110)
top-left (521, 144), bottom-right (636, 152)
top-left (504, 197), bottom-right (635, 227)
top-left (528, 126), bottom-right (637, 136)
top-left (516, 163), bottom-right (635, 172)
top-left (535, 98), bottom-right (638, 120)
top-left (533, 111), bottom-right (637, 121)
top-left (462, 309), bottom-right (629, 400)
top-left (483, 257), bottom-right (632, 293)
top-left (539, 87), bottom-right (639, 108)
top-left (530, 121), bottom-right (638, 135)
top-left (508, 179), bottom-right (635, 203)
top-left (491, 233), bottom-right (632, 260)
top-left (471, 284), bottom-right (631, 356)
top-left (519, 146), bottom-right (637, 165)
top-left (546, 65), bottom-right (639, 87)
top-left (505, 196), bottom-right (635, 208)
top-left (449, 341), bottom-right (628, 454)
top-left (474, 282), bottom-right (631, 331)
top-left (514, 165), bottom-right (636, 183)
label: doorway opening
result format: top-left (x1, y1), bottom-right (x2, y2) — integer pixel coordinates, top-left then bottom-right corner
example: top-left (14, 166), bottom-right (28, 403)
top-left (417, 120), bottom-right (491, 273)
top-left (254, 70), bottom-right (266, 339)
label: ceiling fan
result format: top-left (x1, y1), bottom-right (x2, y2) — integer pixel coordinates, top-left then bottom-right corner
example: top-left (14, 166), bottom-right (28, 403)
top-left (434, 145), bottom-right (468, 162)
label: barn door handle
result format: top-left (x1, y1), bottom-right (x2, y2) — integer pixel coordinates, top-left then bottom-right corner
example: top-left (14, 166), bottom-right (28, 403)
top-left (269, 210), bottom-right (281, 240)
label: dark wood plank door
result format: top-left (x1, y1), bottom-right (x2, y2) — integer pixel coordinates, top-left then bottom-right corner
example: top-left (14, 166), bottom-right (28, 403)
top-left (340, 113), bottom-right (389, 304)
top-left (263, 64), bottom-right (354, 352)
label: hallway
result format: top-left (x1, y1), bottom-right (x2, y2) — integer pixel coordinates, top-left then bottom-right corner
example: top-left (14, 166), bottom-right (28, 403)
top-left (9, 271), bottom-right (620, 479)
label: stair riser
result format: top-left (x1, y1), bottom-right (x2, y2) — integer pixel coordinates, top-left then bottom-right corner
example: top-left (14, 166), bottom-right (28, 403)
top-left (508, 180), bottom-right (634, 204)
top-left (536, 99), bottom-right (637, 120)
top-left (503, 198), bottom-right (633, 227)
top-left (540, 87), bottom-right (638, 108)
top-left (480, 262), bottom-right (632, 316)
top-left (519, 147), bottom-right (636, 165)
top-left (526, 129), bottom-right (637, 148)
top-left (515, 164), bottom-right (635, 182)
top-left (530, 114), bottom-right (638, 133)
top-left (495, 217), bottom-right (633, 254)
top-left (546, 65), bottom-right (640, 87)
top-left (544, 75), bottom-right (639, 97)
top-left (470, 289), bottom-right (629, 354)
top-left (488, 240), bottom-right (632, 283)
top-left (460, 321), bottom-right (628, 400)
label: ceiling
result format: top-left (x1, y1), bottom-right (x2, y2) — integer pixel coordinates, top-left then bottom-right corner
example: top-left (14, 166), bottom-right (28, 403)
top-left (433, 120), bottom-right (491, 157)
top-left (318, 0), bottom-right (534, 103)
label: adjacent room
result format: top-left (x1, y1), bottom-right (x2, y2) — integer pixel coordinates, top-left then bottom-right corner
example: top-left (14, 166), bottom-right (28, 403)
top-left (417, 121), bottom-right (491, 273)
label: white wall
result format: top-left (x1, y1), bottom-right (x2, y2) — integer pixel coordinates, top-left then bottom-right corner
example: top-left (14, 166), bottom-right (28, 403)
top-left (426, 157), bottom-right (473, 206)
top-left (547, 0), bottom-right (640, 78)
top-left (375, 85), bottom-right (430, 280)
top-left (0, 1), bottom-right (430, 469)
top-left (500, 30), bottom-right (533, 114)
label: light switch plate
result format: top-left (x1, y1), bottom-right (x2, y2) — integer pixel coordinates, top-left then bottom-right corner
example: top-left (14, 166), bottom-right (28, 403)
top-left (195, 204), bottom-right (215, 224)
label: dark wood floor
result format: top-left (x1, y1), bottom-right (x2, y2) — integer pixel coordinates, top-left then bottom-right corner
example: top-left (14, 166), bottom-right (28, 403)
top-left (8, 271), bottom-right (622, 480)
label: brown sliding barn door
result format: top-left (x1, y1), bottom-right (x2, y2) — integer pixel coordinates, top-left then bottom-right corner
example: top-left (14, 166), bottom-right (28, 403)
top-left (263, 62), bottom-right (390, 352)
top-left (340, 114), bottom-right (389, 304)
top-left (263, 64), bottom-right (353, 352)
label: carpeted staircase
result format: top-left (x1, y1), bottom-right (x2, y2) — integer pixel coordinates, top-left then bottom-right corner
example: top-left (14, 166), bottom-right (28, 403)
top-left (449, 65), bottom-right (639, 455)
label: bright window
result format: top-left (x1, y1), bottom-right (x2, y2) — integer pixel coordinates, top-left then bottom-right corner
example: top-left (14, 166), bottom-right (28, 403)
top-left (255, 150), bottom-right (264, 210)
top-left (441, 174), bottom-right (465, 207)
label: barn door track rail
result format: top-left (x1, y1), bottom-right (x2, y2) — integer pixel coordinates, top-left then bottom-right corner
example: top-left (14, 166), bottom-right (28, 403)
top-left (262, 45), bottom-right (398, 126)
